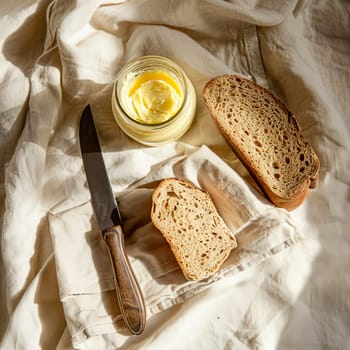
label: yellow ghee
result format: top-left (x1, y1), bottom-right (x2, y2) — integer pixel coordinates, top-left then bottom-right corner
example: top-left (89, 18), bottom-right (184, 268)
top-left (112, 56), bottom-right (196, 146)
top-left (127, 71), bottom-right (183, 124)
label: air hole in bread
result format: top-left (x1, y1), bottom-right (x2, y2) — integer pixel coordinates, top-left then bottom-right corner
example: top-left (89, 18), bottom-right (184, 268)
top-left (254, 140), bottom-right (262, 147)
top-left (285, 156), bottom-right (290, 164)
top-left (300, 167), bottom-right (305, 173)
top-left (272, 161), bottom-right (280, 169)
top-left (300, 154), bottom-right (305, 161)
top-left (274, 173), bottom-right (281, 180)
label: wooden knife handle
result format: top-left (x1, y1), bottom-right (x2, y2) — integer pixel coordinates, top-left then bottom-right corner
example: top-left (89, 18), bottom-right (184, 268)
top-left (102, 225), bottom-right (146, 335)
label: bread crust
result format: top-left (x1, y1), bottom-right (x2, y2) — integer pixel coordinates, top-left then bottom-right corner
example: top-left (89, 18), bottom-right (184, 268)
top-left (203, 75), bottom-right (320, 211)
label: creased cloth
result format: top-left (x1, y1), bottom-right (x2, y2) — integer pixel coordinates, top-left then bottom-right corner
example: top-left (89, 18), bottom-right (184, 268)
top-left (1, 1), bottom-right (350, 350)
top-left (48, 145), bottom-right (302, 348)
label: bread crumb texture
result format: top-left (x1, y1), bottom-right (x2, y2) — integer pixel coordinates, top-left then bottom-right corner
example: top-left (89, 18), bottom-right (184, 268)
top-left (203, 75), bottom-right (319, 210)
top-left (151, 178), bottom-right (237, 281)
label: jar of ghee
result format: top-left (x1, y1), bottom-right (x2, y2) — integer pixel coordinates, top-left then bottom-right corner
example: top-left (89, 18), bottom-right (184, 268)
top-left (112, 55), bottom-right (196, 146)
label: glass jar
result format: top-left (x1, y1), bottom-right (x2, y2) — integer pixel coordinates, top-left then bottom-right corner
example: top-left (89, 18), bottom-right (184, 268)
top-left (112, 55), bottom-right (196, 146)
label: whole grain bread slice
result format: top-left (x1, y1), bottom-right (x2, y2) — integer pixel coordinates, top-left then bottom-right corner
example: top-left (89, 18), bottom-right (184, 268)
top-left (203, 75), bottom-right (320, 210)
top-left (151, 178), bottom-right (237, 281)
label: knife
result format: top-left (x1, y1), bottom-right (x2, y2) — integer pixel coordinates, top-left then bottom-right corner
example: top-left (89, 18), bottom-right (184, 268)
top-left (79, 105), bottom-right (146, 335)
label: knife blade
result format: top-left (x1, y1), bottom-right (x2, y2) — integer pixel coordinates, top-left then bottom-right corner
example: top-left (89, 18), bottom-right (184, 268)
top-left (79, 105), bottom-right (146, 335)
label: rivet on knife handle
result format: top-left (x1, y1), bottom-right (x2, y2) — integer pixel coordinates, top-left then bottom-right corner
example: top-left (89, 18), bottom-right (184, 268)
top-left (102, 225), bottom-right (146, 335)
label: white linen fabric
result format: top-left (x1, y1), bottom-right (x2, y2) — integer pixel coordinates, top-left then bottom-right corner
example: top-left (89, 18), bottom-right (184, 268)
top-left (48, 145), bottom-right (303, 348)
top-left (0, 1), bottom-right (349, 349)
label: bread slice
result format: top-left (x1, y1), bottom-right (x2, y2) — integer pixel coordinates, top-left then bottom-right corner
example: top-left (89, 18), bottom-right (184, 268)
top-left (151, 178), bottom-right (237, 281)
top-left (203, 75), bottom-right (320, 211)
